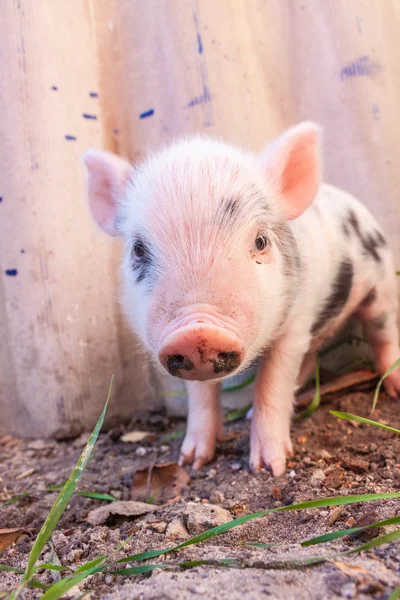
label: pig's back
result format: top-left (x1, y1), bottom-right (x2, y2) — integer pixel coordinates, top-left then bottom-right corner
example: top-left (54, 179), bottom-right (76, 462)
top-left (287, 183), bottom-right (391, 337)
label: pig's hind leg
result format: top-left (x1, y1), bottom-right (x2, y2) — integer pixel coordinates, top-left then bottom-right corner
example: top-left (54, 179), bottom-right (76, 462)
top-left (178, 381), bottom-right (223, 469)
top-left (250, 331), bottom-right (311, 477)
top-left (358, 270), bottom-right (400, 398)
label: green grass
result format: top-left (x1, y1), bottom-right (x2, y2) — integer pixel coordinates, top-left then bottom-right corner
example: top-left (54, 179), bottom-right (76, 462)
top-left (295, 354), bottom-right (321, 420)
top-left (330, 411), bottom-right (400, 435)
top-left (371, 357), bottom-right (400, 414)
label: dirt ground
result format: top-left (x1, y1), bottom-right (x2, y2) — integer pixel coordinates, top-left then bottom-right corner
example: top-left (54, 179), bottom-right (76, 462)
top-left (1, 388), bottom-right (400, 599)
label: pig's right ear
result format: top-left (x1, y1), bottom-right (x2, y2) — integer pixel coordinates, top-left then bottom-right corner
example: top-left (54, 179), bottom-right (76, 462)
top-left (82, 149), bottom-right (133, 236)
top-left (259, 122), bottom-right (321, 220)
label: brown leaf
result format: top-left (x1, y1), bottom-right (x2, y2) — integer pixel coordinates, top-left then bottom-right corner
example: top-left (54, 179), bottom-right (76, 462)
top-left (0, 528), bottom-right (25, 550)
top-left (120, 431), bottom-right (156, 443)
top-left (131, 462), bottom-right (190, 504)
top-left (296, 370), bottom-right (378, 407)
top-left (86, 500), bottom-right (159, 526)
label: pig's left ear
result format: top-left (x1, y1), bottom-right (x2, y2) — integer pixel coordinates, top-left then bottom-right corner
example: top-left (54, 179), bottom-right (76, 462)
top-left (82, 149), bottom-right (134, 236)
top-left (259, 122), bottom-right (321, 220)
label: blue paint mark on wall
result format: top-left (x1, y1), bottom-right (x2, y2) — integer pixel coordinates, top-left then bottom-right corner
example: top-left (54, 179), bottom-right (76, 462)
top-left (0, 197), bottom-right (2, 203)
top-left (82, 113), bottom-right (97, 120)
top-left (51, 86), bottom-right (58, 91)
top-left (65, 135), bottom-right (77, 141)
top-left (5, 269), bottom-right (18, 277)
top-left (187, 85), bottom-right (211, 107)
top-left (340, 56), bottom-right (381, 80)
top-left (20, 249), bottom-right (25, 254)
top-left (89, 92), bottom-right (98, 98)
top-left (192, 2), bottom-right (203, 54)
top-left (372, 104), bottom-right (380, 120)
top-left (140, 109), bottom-right (154, 119)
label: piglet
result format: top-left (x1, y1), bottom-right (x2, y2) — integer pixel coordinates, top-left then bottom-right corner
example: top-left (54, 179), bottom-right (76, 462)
top-left (83, 122), bottom-right (400, 476)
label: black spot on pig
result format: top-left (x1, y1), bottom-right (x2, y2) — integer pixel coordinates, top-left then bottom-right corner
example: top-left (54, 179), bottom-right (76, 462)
top-left (311, 258), bottom-right (354, 335)
top-left (273, 222), bottom-right (301, 277)
top-left (371, 313), bottom-right (388, 330)
top-left (131, 239), bottom-right (154, 284)
top-left (347, 210), bottom-right (386, 263)
top-left (222, 198), bottom-right (239, 219)
top-left (361, 287), bottom-right (377, 307)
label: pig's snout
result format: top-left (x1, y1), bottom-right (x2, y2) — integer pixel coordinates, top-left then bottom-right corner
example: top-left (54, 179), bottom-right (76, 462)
top-left (158, 324), bottom-right (244, 381)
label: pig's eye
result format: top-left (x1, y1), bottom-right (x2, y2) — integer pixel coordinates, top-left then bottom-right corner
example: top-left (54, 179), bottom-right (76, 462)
top-left (255, 233), bottom-right (268, 251)
top-left (133, 240), bottom-right (146, 258)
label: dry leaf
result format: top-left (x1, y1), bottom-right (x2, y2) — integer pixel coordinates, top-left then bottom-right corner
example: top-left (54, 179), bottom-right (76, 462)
top-left (86, 500), bottom-right (159, 526)
top-left (296, 370), bottom-right (378, 407)
top-left (120, 431), bottom-right (155, 443)
top-left (332, 561), bottom-right (371, 578)
top-left (131, 462), bottom-right (190, 504)
top-left (0, 528), bottom-right (25, 550)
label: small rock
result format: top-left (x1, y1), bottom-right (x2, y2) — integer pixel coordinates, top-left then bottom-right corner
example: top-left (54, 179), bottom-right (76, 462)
top-left (105, 574), bottom-right (115, 585)
top-left (288, 470), bottom-right (296, 478)
top-left (231, 463), bottom-right (241, 471)
top-left (184, 502), bottom-right (233, 534)
top-left (272, 487), bottom-right (283, 501)
top-left (27, 439), bottom-right (51, 451)
top-left (342, 457), bottom-right (369, 473)
top-left (165, 519), bottom-right (189, 540)
top-left (324, 467), bottom-right (345, 489)
top-left (346, 516), bottom-right (356, 527)
top-left (135, 447), bottom-right (147, 456)
top-left (209, 490), bottom-right (225, 504)
top-left (110, 489), bottom-right (122, 499)
top-left (320, 449), bottom-right (332, 459)
top-left (66, 548), bottom-right (84, 563)
top-left (189, 585), bottom-right (207, 595)
top-left (326, 505), bottom-right (344, 526)
top-left (207, 468), bottom-right (217, 479)
top-left (341, 582), bottom-right (357, 598)
top-left (310, 468), bottom-right (326, 485)
top-left (160, 445), bottom-right (170, 453)
top-left (148, 520), bottom-right (167, 533)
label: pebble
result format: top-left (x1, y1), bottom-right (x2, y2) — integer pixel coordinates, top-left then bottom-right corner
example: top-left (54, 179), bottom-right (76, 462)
top-left (209, 490), bottom-right (225, 504)
top-left (288, 470), bottom-right (296, 478)
top-left (310, 468), bottom-right (326, 484)
top-left (189, 585), bottom-right (207, 595)
top-left (105, 575), bottom-right (115, 585)
top-left (320, 449), bottom-right (332, 459)
top-left (184, 502), bottom-right (233, 534)
top-left (160, 445), bottom-right (170, 453)
top-left (165, 519), bottom-right (189, 540)
top-left (149, 520), bottom-right (167, 533)
top-left (207, 468), bottom-right (217, 479)
top-left (135, 447), bottom-right (147, 456)
top-left (231, 462), bottom-right (241, 471)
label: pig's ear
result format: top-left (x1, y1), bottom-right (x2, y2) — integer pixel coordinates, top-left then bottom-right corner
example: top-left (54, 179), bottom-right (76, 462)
top-left (260, 122), bottom-right (321, 220)
top-left (82, 149), bottom-right (133, 236)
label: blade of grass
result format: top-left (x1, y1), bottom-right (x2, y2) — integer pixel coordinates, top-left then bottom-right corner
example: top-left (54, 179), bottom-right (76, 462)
top-left (33, 563), bottom-right (71, 573)
top-left (301, 515), bottom-right (400, 546)
top-left (2, 492), bottom-right (30, 506)
top-left (9, 378), bottom-right (112, 600)
top-left (0, 565), bottom-right (24, 573)
top-left (371, 357), bottom-right (400, 414)
top-left (115, 492), bottom-right (400, 565)
top-left (38, 564), bottom-right (104, 600)
top-left (74, 555), bottom-right (109, 574)
top-left (45, 482), bottom-right (67, 492)
top-left (389, 587), bottom-right (400, 600)
top-left (225, 404), bottom-right (252, 423)
top-left (242, 542), bottom-right (277, 549)
top-left (330, 411), bottom-right (400, 435)
top-left (111, 558), bottom-right (237, 576)
top-left (295, 355), bottom-right (320, 420)
top-left (76, 491), bottom-right (117, 502)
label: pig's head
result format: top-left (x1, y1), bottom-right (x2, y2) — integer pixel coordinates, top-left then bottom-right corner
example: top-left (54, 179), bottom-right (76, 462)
top-left (83, 122), bottom-right (321, 381)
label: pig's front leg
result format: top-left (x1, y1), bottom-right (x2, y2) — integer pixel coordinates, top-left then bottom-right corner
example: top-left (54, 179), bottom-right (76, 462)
top-left (178, 380), bottom-right (223, 469)
top-left (251, 332), bottom-right (310, 477)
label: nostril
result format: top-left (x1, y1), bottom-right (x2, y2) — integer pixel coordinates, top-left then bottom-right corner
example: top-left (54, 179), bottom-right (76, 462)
top-left (213, 351), bottom-right (241, 374)
top-left (217, 352), bottom-right (238, 362)
top-left (166, 354), bottom-right (194, 376)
